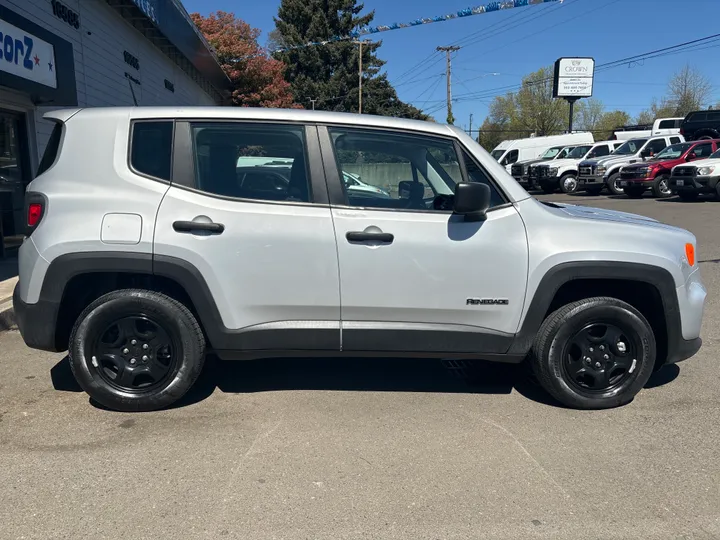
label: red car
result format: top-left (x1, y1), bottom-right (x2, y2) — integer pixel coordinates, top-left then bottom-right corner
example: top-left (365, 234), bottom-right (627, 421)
top-left (619, 139), bottom-right (720, 198)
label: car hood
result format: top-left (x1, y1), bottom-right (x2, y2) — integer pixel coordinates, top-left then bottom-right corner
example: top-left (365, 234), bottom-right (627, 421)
top-left (580, 154), bottom-right (643, 168)
top-left (516, 158), bottom-right (549, 168)
top-left (676, 157), bottom-right (720, 169)
top-left (622, 157), bottom-right (679, 171)
top-left (542, 202), bottom-right (684, 232)
top-left (537, 158), bottom-right (581, 168)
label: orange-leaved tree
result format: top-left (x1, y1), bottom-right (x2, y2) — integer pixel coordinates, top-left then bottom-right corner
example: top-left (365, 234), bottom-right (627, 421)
top-left (191, 11), bottom-right (300, 108)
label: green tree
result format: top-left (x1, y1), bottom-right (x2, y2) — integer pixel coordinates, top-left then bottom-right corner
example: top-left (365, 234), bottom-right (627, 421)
top-left (667, 65), bottom-right (712, 115)
top-left (595, 110), bottom-right (632, 140)
top-left (273, 0), bottom-right (427, 119)
top-left (575, 98), bottom-right (605, 132)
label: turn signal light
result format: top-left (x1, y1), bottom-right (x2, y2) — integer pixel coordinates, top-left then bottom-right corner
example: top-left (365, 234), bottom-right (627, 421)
top-left (685, 243), bottom-right (695, 266)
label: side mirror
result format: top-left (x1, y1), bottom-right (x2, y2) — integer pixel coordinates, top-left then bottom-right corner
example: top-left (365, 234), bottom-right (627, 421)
top-left (453, 182), bottom-right (491, 222)
top-left (686, 153), bottom-right (696, 161)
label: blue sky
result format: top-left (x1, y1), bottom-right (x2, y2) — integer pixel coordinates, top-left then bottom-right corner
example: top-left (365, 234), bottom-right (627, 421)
top-left (181, 0), bottom-right (720, 129)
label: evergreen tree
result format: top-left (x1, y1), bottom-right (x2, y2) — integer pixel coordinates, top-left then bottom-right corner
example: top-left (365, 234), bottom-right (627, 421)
top-left (274, 0), bottom-right (427, 119)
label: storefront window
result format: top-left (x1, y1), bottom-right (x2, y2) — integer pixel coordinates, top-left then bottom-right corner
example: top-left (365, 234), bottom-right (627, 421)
top-left (0, 111), bottom-right (29, 257)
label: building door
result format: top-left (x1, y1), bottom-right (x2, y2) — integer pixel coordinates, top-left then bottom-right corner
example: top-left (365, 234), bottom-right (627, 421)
top-left (0, 109), bottom-right (31, 257)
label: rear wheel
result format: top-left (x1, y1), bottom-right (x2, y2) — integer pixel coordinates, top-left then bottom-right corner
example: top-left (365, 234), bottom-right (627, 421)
top-left (677, 190), bottom-right (698, 202)
top-left (540, 180), bottom-right (556, 194)
top-left (69, 290), bottom-right (206, 412)
top-left (652, 175), bottom-right (672, 198)
top-left (559, 173), bottom-right (579, 194)
top-left (606, 172), bottom-right (624, 196)
top-left (530, 297), bottom-right (655, 409)
top-left (624, 186), bottom-right (645, 199)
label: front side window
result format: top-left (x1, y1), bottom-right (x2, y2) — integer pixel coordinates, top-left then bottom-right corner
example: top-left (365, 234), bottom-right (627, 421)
top-left (645, 139), bottom-right (668, 156)
top-left (191, 123), bottom-right (310, 203)
top-left (568, 145), bottom-right (592, 159)
top-left (588, 145), bottom-right (610, 158)
top-left (556, 146), bottom-right (575, 159)
top-left (503, 150), bottom-right (519, 165)
top-left (614, 139), bottom-right (648, 155)
top-left (328, 128), bottom-right (503, 211)
top-left (131, 121), bottom-right (173, 180)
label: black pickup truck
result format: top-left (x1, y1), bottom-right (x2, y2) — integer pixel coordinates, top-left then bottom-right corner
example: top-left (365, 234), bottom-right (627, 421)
top-left (680, 110), bottom-right (720, 141)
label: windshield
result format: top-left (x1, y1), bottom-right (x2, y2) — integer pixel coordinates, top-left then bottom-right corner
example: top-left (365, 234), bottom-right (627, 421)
top-left (491, 149), bottom-right (505, 161)
top-left (654, 143), bottom-right (693, 160)
top-left (614, 139), bottom-right (648, 155)
top-left (556, 146), bottom-right (575, 159)
top-left (540, 146), bottom-right (565, 159)
top-left (568, 145), bottom-right (592, 159)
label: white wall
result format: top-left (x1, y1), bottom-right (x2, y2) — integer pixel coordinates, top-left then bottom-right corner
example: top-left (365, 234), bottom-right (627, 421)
top-left (2, 0), bottom-right (218, 160)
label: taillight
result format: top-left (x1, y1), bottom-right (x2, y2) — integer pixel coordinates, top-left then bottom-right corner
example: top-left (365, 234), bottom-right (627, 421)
top-left (25, 193), bottom-right (46, 235)
top-left (28, 204), bottom-right (42, 227)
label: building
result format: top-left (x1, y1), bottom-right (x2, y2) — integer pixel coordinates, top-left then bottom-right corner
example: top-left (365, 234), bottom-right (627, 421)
top-left (0, 0), bottom-right (230, 256)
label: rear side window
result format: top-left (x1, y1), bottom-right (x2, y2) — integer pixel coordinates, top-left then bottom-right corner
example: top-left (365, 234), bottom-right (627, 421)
top-left (693, 143), bottom-right (714, 158)
top-left (670, 137), bottom-right (682, 144)
top-left (658, 120), bottom-right (678, 129)
top-left (130, 121), bottom-right (173, 181)
top-left (37, 122), bottom-right (63, 176)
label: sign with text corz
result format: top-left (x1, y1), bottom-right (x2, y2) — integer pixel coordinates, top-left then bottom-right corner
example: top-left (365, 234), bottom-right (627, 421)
top-left (553, 57), bottom-right (594, 98)
top-left (0, 18), bottom-right (57, 88)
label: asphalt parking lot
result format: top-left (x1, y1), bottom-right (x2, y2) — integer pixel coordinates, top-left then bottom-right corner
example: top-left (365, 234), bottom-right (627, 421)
top-left (1, 191), bottom-right (719, 540)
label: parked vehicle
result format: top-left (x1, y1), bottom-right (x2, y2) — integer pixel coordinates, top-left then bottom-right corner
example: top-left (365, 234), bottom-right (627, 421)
top-left (620, 140), bottom-right (719, 198)
top-left (613, 118), bottom-right (683, 141)
top-left (669, 146), bottom-right (720, 200)
top-left (510, 145), bottom-right (576, 188)
top-left (578, 135), bottom-right (684, 195)
top-left (13, 107), bottom-right (705, 412)
top-left (679, 110), bottom-right (720, 141)
top-left (535, 141), bottom-right (622, 194)
top-left (491, 132), bottom-right (594, 172)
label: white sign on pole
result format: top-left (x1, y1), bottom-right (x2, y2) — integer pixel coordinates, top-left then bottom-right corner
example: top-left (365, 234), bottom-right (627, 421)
top-left (0, 18), bottom-right (58, 89)
top-left (553, 57), bottom-right (594, 98)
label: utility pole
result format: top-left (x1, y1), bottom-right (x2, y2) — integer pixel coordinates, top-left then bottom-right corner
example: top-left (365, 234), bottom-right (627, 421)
top-left (469, 113), bottom-right (473, 137)
top-left (354, 40), bottom-right (364, 114)
top-left (437, 45), bottom-right (460, 125)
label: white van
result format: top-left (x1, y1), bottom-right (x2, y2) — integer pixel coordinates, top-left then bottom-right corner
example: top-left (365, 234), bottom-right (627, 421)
top-left (613, 118), bottom-right (683, 141)
top-left (491, 132), bottom-right (595, 172)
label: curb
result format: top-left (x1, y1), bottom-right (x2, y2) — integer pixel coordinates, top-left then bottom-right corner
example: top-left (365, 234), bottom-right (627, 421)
top-left (0, 299), bottom-right (16, 332)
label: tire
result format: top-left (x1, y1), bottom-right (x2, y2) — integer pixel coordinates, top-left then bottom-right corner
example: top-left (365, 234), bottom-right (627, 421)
top-left (530, 297), bottom-right (656, 410)
top-left (624, 186), bottom-right (645, 199)
top-left (606, 172), bottom-right (624, 196)
top-left (559, 173), bottom-right (579, 194)
top-left (677, 190), bottom-right (698, 202)
top-left (69, 289), bottom-right (206, 412)
top-left (651, 175), bottom-right (671, 198)
top-left (539, 180), bottom-right (556, 194)
top-left (585, 185), bottom-right (603, 196)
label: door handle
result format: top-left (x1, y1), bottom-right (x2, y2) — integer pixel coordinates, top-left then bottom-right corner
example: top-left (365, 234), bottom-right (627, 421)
top-left (346, 231), bottom-right (394, 243)
top-left (173, 220), bottom-right (225, 234)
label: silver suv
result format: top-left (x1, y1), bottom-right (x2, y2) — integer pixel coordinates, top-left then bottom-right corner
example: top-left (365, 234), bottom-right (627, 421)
top-left (13, 107), bottom-right (706, 411)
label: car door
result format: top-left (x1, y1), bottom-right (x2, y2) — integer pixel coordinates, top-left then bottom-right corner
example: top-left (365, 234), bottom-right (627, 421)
top-left (317, 125), bottom-right (529, 354)
top-left (153, 121), bottom-right (340, 352)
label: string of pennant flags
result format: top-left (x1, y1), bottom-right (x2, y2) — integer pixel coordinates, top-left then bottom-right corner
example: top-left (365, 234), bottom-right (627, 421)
top-left (268, 0), bottom-right (561, 55)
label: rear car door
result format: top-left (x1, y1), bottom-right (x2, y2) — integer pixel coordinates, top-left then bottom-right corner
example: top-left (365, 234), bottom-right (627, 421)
top-left (153, 120), bottom-right (340, 353)
top-left (318, 125), bottom-right (529, 354)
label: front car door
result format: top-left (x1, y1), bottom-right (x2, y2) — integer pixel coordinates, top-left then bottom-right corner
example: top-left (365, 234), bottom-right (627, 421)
top-left (153, 120), bottom-right (340, 353)
top-left (317, 125), bottom-right (529, 354)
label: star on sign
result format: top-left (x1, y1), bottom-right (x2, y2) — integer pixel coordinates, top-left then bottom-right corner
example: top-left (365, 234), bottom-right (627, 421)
top-left (33, 55), bottom-right (40, 66)
top-left (48, 61), bottom-right (53, 72)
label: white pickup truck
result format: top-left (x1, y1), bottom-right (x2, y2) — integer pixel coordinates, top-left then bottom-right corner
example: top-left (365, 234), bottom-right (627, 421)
top-left (613, 118), bottom-right (683, 141)
top-left (534, 141), bottom-right (623, 194)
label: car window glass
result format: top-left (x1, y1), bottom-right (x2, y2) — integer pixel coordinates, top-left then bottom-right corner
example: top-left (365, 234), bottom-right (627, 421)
top-left (693, 143), bottom-right (713, 158)
top-left (328, 127), bottom-right (460, 211)
top-left (589, 145), bottom-right (609, 158)
top-left (708, 112), bottom-right (720, 121)
top-left (504, 150), bottom-right (519, 165)
top-left (647, 139), bottom-right (667, 155)
top-left (658, 120), bottom-right (675, 129)
top-left (461, 151), bottom-right (505, 208)
top-left (191, 123), bottom-right (310, 203)
top-left (131, 121), bottom-right (173, 180)
top-left (37, 122), bottom-right (63, 176)
top-left (670, 136), bottom-right (682, 144)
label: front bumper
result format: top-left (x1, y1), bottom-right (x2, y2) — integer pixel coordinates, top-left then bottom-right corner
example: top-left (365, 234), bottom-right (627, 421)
top-left (13, 283), bottom-right (62, 352)
top-left (666, 337), bottom-right (702, 365)
top-left (668, 174), bottom-right (719, 193)
top-left (578, 174), bottom-right (605, 187)
top-left (619, 175), bottom-right (654, 188)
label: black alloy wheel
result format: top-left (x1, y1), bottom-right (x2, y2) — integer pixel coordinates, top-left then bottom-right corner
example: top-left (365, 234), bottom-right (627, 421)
top-left (562, 322), bottom-right (637, 394)
top-left (92, 315), bottom-right (177, 392)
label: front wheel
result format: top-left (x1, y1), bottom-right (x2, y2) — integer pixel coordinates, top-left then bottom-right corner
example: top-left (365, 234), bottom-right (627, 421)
top-left (606, 172), bottom-right (624, 196)
top-left (69, 290), bottom-right (206, 412)
top-left (677, 190), bottom-right (698, 202)
top-left (652, 175), bottom-right (672, 198)
top-left (624, 186), bottom-right (645, 199)
top-left (559, 173), bottom-right (579, 194)
top-left (530, 297), bottom-right (656, 409)
top-left (539, 180), bottom-right (556, 194)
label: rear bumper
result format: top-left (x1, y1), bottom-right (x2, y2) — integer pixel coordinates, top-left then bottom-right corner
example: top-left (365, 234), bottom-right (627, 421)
top-left (13, 283), bottom-right (61, 352)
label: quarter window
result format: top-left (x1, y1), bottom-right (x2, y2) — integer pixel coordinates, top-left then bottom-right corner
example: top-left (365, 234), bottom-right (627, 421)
top-left (693, 143), bottom-right (713, 158)
top-left (190, 123), bottom-right (310, 203)
top-left (130, 121), bottom-right (173, 181)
